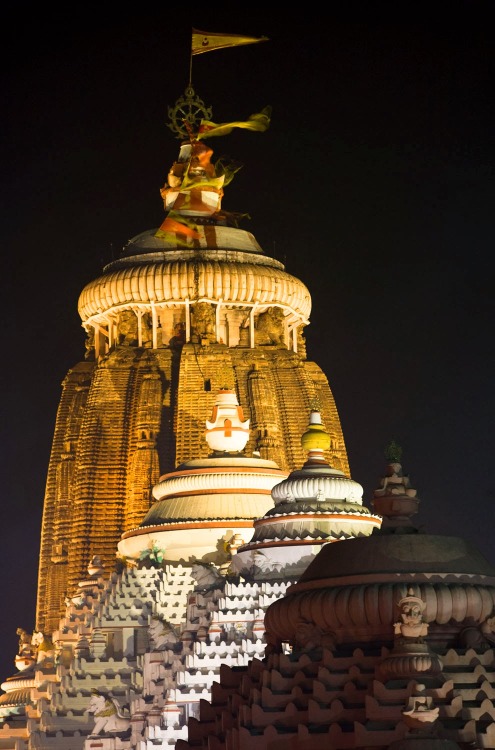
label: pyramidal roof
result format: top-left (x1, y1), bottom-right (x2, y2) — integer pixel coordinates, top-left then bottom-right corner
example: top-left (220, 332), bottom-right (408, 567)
top-left (232, 409), bottom-right (381, 580)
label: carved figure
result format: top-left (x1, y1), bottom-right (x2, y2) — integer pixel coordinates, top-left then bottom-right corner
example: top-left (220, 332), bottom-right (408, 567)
top-left (117, 310), bottom-right (138, 346)
top-left (252, 549), bottom-right (284, 573)
top-left (31, 631), bottom-right (55, 663)
top-left (402, 684), bottom-right (439, 731)
top-left (192, 302), bottom-right (216, 341)
top-left (15, 628), bottom-right (36, 670)
top-left (148, 616), bottom-right (180, 650)
top-left (481, 612), bottom-right (495, 645)
top-left (16, 628), bottom-right (33, 654)
top-left (460, 610), bottom-right (495, 649)
top-left (394, 589), bottom-right (428, 642)
top-left (169, 321), bottom-right (186, 348)
top-left (190, 562), bottom-right (224, 591)
top-left (84, 327), bottom-right (95, 360)
top-left (296, 326), bottom-right (307, 358)
top-left (86, 690), bottom-right (130, 736)
top-left (255, 307), bottom-right (285, 346)
top-left (66, 593), bottom-right (85, 607)
top-left (294, 620), bottom-right (336, 651)
top-left (375, 460), bottom-right (417, 498)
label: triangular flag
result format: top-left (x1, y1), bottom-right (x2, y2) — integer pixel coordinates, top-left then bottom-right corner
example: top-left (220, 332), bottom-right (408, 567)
top-left (192, 29), bottom-right (268, 56)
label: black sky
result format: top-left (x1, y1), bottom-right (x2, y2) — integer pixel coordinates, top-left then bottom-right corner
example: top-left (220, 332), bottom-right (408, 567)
top-left (1, 6), bottom-right (494, 684)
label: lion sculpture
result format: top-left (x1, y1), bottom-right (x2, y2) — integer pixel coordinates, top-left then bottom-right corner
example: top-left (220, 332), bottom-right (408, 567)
top-left (191, 302), bottom-right (216, 342)
top-left (148, 616), bottom-right (180, 650)
top-left (86, 690), bottom-right (130, 736)
top-left (190, 562), bottom-right (224, 591)
top-left (255, 307), bottom-right (285, 346)
top-left (31, 631), bottom-right (55, 664)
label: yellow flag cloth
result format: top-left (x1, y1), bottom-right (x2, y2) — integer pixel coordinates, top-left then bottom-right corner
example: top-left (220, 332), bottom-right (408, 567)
top-left (192, 29), bottom-right (268, 55)
top-left (197, 107), bottom-right (271, 140)
top-left (155, 214), bottom-right (201, 241)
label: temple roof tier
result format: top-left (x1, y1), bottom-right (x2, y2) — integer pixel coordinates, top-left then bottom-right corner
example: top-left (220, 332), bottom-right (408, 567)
top-left (78, 228), bottom-right (311, 327)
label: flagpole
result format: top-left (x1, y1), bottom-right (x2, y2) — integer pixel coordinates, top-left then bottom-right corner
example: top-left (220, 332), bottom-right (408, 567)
top-left (189, 38), bottom-right (193, 88)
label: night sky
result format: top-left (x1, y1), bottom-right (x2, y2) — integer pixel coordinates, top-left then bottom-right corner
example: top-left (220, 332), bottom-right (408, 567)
top-left (1, 6), bottom-right (494, 685)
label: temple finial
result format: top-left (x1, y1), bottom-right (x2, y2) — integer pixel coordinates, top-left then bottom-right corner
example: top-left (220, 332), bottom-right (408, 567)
top-left (384, 439), bottom-right (402, 464)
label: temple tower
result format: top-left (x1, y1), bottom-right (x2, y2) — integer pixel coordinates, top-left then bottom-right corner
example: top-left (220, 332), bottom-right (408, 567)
top-left (35, 88), bottom-right (350, 634)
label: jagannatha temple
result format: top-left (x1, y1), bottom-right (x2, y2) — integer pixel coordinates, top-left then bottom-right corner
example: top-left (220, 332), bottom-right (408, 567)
top-left (1, 33), bottom-right (494, 750)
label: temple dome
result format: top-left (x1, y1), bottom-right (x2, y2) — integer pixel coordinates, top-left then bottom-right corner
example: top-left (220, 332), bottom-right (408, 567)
top-left (264, 456), bottom-right (495, 648)
top-left (232, 411), bottom-right (381, 580)
top-left (78, 227), bottom-right (311, 325)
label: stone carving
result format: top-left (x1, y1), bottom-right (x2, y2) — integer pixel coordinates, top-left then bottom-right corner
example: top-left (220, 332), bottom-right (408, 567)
top-left (117, 310), bottom-right (138, 346)
top-left (293, 620), bottom-right (336, 652)
top-left (169, 320), bottom-right (186, 348)
top-left (459, 610), bottom-right (495, 649)
top-left (16, 628), bottom-right (32, 654)
top-left (296, 326), bottom-right (307, 358)
top-left (148, 616), bottom-right (180, 650)
top-left (374, 460), bottom-right (417, 498)
top-left (255, 307), bottom-right (285, 346)
top-left (65, 593), bottom-right (85, 607)
top-left (402, 684), bottom-right (439, 732)
top-left (86, 690), bottom-right (131, 736)
top-left (481, 611), bottom-right (495, 644)
top-left (394, 588), bottom-right (428, 643)
top-left (87, 554), bottom-right (104, 576)
top-left (190, 562), bottom-right (224, 591)
top-left (15, 628), bottom-right (36, 670)
top-left (252, 549), bottom-right (284, 573)
top-left (380, 590), bottom-right (443, 679)
top-left (31, 631), bottom-right (55, 664)
top-left (84, 327), bottom-right (95, 359)
top-left (192, 302), bottom-right (216, 342)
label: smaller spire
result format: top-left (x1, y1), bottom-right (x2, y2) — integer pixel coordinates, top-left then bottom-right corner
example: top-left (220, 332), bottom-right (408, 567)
top-left (371, 446), bottom-right (420, 532)
top-left (384, 439), bottom-right (402, 463)
top-left (205, 390), bottom-right (250, 453)
top-left (300, 410), bottom-right (330, 464)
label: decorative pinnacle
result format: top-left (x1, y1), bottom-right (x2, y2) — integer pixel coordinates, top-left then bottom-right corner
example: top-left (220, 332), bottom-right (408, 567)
top-left (301, 410), bottom-right (331, 454)
top-left (309, 395), bottom-right (321, 412)
top-left (167, 85), bottom-right (213, 139)
top-left (384, 440), bottom-right (402, 464)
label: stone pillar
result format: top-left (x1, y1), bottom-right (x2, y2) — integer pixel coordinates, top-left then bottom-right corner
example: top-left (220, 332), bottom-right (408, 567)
top-left (150, 301), bottom-right (158, 349)
top-left (137, 310), bottom-right (143, 347)
top-left (185, 299), bottom-right (191, 342)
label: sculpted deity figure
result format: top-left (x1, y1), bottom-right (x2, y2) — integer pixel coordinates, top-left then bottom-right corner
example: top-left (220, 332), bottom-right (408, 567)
top-left (394, 589), bottom-right (428, 642)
